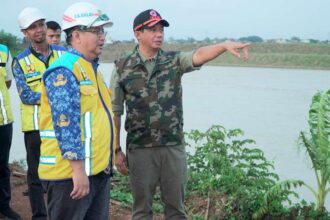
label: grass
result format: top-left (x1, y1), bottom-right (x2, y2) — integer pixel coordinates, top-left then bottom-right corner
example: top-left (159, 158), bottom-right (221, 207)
top-left (100, 42), bottom-right (330, 70)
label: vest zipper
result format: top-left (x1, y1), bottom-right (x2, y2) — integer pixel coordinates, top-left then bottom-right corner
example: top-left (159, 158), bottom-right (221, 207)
top-left (95, 71), bottom-right (115, 167)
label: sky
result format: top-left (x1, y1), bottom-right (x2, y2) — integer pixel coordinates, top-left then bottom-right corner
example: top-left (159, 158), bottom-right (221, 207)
top-left (1, 0), bottom-right (330, 41)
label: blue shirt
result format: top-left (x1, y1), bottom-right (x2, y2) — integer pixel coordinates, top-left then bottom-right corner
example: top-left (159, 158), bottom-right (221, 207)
top-left (44, 47), bottom-right (100, 160)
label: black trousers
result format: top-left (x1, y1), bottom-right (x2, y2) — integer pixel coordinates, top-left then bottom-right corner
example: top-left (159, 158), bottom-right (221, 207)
top-left (24, 131), bottom-right (47, 220)
top-left (0, 123), bottom-right (13, 209)
top-left (43, 172), bottom-right (111, 220)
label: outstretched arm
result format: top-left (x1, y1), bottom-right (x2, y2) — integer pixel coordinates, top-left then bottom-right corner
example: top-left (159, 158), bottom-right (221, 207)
top-left (192, 41), bottom-right (250, 67)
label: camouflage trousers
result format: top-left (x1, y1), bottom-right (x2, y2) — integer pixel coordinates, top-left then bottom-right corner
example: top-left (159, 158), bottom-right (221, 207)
top-left (127, 145), bottom-right (188, 220)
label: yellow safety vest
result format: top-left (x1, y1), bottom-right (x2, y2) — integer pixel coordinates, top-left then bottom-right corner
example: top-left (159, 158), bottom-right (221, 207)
top-left (0, 44), bottom-right (13, 125)
top-left (38, 52), bottom-right (116, 180)
top-left (15, 46), bottom-right (65, 131)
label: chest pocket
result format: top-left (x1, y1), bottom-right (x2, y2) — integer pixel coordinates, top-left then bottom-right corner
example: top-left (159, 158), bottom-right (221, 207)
top-left (25, 71), bottom-right (42, 87)
top-left (80, 80), bottom-right (98, 112)
top-left (122, 74), bottom-right (147, 98)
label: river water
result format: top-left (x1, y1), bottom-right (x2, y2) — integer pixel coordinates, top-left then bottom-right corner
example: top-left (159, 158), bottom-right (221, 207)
top-left (8, 64), bottom-right (330, 206)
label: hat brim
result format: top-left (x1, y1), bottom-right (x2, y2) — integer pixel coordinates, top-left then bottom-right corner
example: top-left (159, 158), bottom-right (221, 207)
top-left (91, 20), bottom-right (113, 28)
top-left (23, 18), bottom-right (46, 30)
top-left (147, 19), bottom-right (169, 28)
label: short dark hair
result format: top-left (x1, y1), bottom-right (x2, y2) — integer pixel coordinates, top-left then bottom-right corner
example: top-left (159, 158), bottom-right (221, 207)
top-left (64, 26), bottom-right (81, 46)
top-left (46, 21), bottom-right (61, 31)
top-left (63, 27), bottom-right (74, 46)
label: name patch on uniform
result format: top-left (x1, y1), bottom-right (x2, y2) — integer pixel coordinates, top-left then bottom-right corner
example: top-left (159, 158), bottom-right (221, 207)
top-left (25, 71), bottom-right (41, 78)
top-left (80, 80), bottom-right (93, 86)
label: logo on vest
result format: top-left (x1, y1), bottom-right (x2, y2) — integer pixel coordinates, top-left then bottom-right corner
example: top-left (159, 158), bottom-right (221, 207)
top-left (57, 114), bottom-right (70, 127)
top-left (53, 74), bottom-right (67, 87)
top-left (26, 64), bottom-right (36, 73)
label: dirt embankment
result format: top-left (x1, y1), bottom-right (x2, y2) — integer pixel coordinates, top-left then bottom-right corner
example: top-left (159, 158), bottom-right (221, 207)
top-left (9, 164), bottom-right (136, 220)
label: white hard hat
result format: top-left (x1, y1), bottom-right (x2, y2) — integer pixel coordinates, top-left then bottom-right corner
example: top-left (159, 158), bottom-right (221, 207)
top-left (18, 7), bottom-right (46, 30)
top-left (62, 2), bottom-right (113, 31)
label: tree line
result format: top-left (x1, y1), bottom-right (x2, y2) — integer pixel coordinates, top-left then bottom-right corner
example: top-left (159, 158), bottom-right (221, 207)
top-left (1, 29), bottom-right (327, 57)
top-left (0, 30), bottom-right (24, 56)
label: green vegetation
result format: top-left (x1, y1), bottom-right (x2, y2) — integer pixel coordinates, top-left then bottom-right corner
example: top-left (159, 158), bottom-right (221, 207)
top-left (210, 43), bottom-right (330, 70)
top-left (111, 173), bottom-right (164, 213)
top-left (185, 125), bottom-right (293, 219)
top-left (11, 159), bottom-right (27, 170)
top-left (101, 42), bottom-right (330, 70)
top-left (303, 90), bottom-right (330, 211)
top-left (254, 89), bottom-right (330, 219)
top-left (0, 30), bottom-right (24, 56)
top-left (111, 123), bottom-right (330, 219)
top-left (111, 174), bottom-right (132, 208)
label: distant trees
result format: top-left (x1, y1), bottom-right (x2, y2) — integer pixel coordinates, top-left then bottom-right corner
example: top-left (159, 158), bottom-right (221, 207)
top-left (203, 37), bottom-right (212, 43)
top-left (187, 37), bottom-right (196, 43)
top-left (238, 35), bottom-right (264, 43)
top-left (309, 39), bottom-right (320, 44)
top-left (291, 36), bottom-right (301, 42)
top-left (0, 30), bottom-right (23, 55)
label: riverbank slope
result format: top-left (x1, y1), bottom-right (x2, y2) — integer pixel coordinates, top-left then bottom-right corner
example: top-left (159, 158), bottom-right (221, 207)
top-left (100, 42), bottom-right (330, 70)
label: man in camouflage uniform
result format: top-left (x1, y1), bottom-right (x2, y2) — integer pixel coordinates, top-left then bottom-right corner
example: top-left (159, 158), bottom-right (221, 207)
top-left (110, 9), bottom-right (250, 220)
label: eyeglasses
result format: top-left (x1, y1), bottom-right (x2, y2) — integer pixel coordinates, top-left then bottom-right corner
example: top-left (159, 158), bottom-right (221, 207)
top-left (79, 27), bottom-right (107, 37)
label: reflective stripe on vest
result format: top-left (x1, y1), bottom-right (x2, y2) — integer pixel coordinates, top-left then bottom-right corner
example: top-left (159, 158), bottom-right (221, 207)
top-left (39, 130), bottom-right (56, 165)
top-left (40, 116), bottom-right (93, 176)
top-left (39, 130), bottom-right (56, 138)
top-left (56, 50), bottom-right (63, 57)
top-left (33, 105), bottom-right (39, 130)
top-left (0, 90), bottom-right (8, 124)
top-left (40, 156), bottom-right (56, 165)
top-left (24, 56), bottom-right (31, 65)
top-left (0, 44), bottom-right (13, 125)
top-left (83, 112), bottom-right (92, 176)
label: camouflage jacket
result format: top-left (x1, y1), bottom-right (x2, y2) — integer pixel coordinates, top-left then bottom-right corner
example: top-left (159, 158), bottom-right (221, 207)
top-left (115, 47), bottom-right (196, 149)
